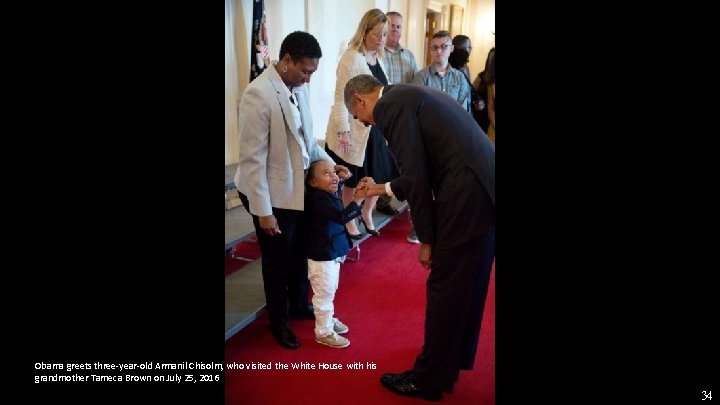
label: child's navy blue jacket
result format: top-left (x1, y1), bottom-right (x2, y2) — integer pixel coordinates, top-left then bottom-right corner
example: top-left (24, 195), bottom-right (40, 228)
top-left (305, 187), bottom-right (362, 261)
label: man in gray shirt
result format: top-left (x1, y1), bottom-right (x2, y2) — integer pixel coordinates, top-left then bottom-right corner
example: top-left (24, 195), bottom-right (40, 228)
top-left (383, 11), bottom-right (419, 85)
top-left (413, 30), bottom-right (471, 113)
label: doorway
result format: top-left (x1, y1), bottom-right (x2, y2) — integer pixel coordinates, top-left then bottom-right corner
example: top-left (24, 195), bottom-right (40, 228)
top-left (424, 11), bottom-right (441, 67)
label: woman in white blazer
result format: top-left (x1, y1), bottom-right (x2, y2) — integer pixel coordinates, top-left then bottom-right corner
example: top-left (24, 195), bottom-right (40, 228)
top-left (325, 8), bottom-right (399, 238)
top-left (234, 31), bottom-right (350, 350)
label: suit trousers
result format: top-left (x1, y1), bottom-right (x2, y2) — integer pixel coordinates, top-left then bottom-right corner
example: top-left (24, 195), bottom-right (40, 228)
top-left (239, 192), bottom-right (310, 331)
top-left (412, 226), bottom-right (495, 393)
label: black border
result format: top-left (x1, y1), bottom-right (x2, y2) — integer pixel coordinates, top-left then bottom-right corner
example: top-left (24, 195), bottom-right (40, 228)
top-left (501, 6), bottom-right (718, 403)
top-left (15, 3), bottom-right (224, 402)
top-left (11, 2), bottom-right (718, 403)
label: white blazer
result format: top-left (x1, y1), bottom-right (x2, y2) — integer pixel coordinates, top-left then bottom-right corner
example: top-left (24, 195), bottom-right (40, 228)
top-left (234, 63), bottom-right (334, 216)
top-left (325, 48), bottom-right (387, 167)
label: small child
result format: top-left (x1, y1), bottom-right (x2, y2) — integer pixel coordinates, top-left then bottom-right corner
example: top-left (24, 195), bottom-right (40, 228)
top-left (304, 159), bottom-right (366, 348)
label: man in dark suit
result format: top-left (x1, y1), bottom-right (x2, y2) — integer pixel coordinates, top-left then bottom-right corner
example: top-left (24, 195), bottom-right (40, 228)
top-left (345, 74), bottom-right (495, 401)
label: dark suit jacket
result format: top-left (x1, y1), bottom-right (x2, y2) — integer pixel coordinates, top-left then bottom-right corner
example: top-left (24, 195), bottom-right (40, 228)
top-left (376, 84), bottom-right (495, 249)
top-left (305, 187), bottom-right (362, 261)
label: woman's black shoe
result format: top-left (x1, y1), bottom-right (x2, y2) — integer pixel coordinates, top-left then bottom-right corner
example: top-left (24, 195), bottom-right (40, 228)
top-left (348, 232), bottom-right (363, 240)
top-left (360, 217), bottom-right (380, 236)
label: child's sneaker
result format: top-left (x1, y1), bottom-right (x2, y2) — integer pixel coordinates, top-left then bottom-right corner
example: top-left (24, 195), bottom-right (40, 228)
top-left (316, 332), bottom-right (350, 348)
top-left (333, 318), bottom-right (349, 334)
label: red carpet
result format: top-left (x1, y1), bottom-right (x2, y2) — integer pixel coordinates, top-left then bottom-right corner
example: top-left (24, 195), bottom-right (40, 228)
top-left (225, 239), bottom-right (261, 276)
top-left (225, 211), bottom-right (495, 404)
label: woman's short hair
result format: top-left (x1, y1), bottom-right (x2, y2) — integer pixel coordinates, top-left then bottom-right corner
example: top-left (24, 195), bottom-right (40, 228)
top-left (279, 31), bottom-right (322, 61)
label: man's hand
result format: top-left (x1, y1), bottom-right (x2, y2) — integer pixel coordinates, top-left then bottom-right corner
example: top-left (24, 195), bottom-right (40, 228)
top-left (358, 177), bottom-right (385, 197)
top-left (359, 176), bottom-right (376, 187)
top-left (259, 215), bottom-right (281, 236)
top-left (419, 243), bottom-right (432, 270)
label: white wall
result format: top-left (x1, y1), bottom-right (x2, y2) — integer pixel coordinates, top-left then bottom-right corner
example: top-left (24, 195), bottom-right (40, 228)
top-left (265, 0), bottom-right (306, 63)
top-left (226, 0), bottom-right (494, 164)
top-left (234, 0), bottom-right (252, 98)
top-left (225, 0), bottom-right (239, 164)
top-left (466, 0), bottom-right (495, 79)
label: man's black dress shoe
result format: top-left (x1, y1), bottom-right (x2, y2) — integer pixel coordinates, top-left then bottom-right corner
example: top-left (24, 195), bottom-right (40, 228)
top-left (380, 372), bottom-right (442, 401)
top-left (271, 325), bottom-right (299, 349)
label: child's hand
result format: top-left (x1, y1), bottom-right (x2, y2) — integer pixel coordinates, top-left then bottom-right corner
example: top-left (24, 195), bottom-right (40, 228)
top-left (354, 186), bottom-right (367, 201)
top-left (334, 164), bottom-right (351, 180)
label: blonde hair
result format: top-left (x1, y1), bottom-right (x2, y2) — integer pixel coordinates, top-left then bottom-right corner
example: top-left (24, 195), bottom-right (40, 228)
top-left (348, 8), bottom-right (387, 58)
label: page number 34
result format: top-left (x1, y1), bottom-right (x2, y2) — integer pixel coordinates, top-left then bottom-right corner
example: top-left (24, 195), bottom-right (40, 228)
top-left (702, 390), bottom-right (712, 400)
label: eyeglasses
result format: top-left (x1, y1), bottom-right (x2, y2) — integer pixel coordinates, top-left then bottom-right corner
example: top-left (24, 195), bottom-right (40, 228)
top-left (431, 44), bottom-right (451, 52)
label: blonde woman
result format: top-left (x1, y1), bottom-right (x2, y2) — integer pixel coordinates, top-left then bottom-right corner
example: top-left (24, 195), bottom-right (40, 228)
top-left (325, 8), bottom-right (399, 238)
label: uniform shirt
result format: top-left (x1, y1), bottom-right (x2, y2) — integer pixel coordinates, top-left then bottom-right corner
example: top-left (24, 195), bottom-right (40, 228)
top-left (412, 64), bottom-right (471, 113)
top-left (384, 44), bottom-right (419, 84)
